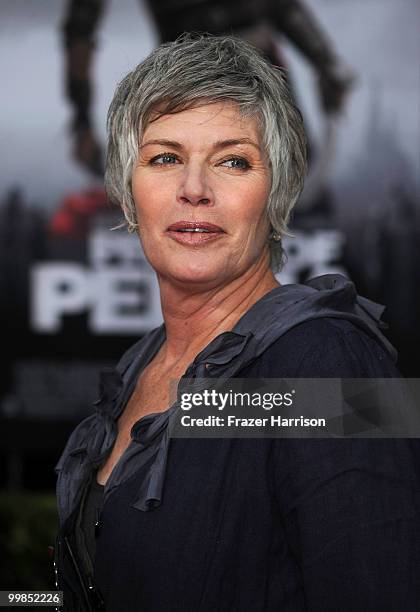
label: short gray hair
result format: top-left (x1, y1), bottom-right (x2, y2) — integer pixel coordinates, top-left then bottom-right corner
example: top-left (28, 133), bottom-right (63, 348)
top-left (105, 33), bottom-right (307, 271)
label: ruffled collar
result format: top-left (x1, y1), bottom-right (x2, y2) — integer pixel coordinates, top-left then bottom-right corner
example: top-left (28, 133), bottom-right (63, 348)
top-left (56, 273), bottom-right (396, 522)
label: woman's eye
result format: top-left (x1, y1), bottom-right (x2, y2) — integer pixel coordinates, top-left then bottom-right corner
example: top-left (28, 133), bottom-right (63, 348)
top-left (220, 157), bottom-right (250, 170)
top-left (150, 153), bottom-right (179, 165)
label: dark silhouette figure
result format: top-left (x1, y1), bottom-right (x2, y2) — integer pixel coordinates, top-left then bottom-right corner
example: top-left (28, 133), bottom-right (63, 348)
top-left (62, 0), bottom-right (355, 177)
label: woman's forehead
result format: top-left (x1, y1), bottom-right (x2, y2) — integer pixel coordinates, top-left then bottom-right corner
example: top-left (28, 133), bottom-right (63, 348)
top-left (141, 101), bottom-right (262, 146)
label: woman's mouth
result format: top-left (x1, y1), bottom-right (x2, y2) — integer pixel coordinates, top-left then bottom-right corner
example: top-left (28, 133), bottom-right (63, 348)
top-left (166, 221), bottom-right (226, 245)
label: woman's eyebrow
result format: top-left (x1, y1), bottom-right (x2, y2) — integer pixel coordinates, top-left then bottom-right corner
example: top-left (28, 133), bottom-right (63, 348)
top-left (140, 139), bottom-right (181, 150)
top-left (140, 138), bottom-right (261, 151)
top-left (214, 138), bottom-right (261, 151)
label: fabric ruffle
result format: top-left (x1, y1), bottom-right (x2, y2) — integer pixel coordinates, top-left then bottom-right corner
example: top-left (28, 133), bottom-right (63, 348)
top-left (56, 273), bottom-right (396, 526)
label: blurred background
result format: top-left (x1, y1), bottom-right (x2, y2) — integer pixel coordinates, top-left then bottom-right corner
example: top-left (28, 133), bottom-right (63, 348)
top-left (0, 0), bottom-right (419, 592)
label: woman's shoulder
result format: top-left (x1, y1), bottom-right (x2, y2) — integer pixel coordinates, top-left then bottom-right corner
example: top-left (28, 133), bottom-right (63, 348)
top-left (246, 316), bottom-right (401, 378)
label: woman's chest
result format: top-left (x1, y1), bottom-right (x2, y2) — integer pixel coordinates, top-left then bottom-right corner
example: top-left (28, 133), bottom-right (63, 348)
top-left (97, 364), bottom-right (185, 484)
top-left (93, 439), bottom-right (291, 611)
top-left (97, 438), bottom-right (274, 554)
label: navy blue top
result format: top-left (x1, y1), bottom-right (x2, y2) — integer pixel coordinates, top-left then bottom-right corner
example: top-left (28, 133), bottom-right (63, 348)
top-left (54, 275), bottom-right (420, 611)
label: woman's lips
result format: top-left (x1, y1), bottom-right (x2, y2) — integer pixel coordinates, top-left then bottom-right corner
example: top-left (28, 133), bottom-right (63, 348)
top-left (166, 221), bottom-right (226, 245)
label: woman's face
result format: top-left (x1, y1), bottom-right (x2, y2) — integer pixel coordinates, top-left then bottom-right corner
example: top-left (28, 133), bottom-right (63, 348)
top-left (132, 101), bottom-right (271, 288)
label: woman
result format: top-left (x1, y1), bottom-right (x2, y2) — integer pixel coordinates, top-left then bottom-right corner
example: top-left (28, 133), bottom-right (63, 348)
top-left (54, 34), bottom-right (419, 611)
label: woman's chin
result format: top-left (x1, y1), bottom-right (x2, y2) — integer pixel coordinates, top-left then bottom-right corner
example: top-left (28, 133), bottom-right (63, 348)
top-left (158, 260), bottom-right (230, 288)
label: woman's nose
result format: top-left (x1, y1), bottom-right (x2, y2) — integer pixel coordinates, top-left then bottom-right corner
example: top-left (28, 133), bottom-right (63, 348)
top-left (176, 163), bottom-right (213, 206)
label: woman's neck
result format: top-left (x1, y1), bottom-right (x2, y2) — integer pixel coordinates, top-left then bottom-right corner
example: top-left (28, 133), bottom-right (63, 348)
top-left (155, 255), bottom-right (280, 368)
